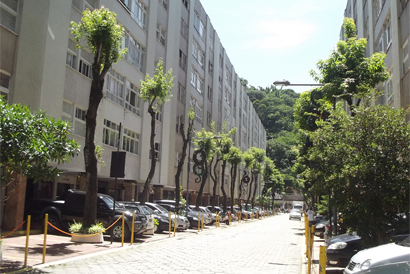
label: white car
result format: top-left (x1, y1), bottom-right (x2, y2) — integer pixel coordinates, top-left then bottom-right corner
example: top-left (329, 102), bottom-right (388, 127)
top-left (344, 235), bottom-right (410, 274)
top-left (289, 209), bottom-right (301, 220)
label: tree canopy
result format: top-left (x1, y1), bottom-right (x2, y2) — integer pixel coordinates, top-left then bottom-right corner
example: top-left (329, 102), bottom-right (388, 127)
top-left (0, 98), bottom-right (80, 196)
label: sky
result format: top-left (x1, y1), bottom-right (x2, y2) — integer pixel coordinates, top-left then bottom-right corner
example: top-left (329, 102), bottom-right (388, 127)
top-left (200, 0), bottom-right (348, 94)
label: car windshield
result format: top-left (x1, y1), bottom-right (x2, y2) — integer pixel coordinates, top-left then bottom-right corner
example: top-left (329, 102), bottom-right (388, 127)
top-left (141, 206), bottom-right (153, 215)
top-left (397, 236), bottom-right (410, 247)
top-left (101, 196), bottom-right (125, 210)
top-left (154, 204), bottom-right (169, 214)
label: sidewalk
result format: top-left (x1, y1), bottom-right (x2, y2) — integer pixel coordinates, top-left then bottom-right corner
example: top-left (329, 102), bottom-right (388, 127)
top-left (1, 219), bottom-right (251, 273)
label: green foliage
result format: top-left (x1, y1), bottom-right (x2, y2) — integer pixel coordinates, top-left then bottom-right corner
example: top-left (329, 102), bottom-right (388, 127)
top-left (305, 105), bottom-right (410, 244)
top-left (70, 7), bottom-right (126, 73)
top-left (140, 59), bottom-right (174, 109)
top-left (227, 146), bottom-right (242, 166)
top-left (0, 98), bottom-right (80, 190)
top-left (69, 221), bottom-right (105, 234)
top-left (310, 18), bottom-right (389, 109)
top-left (177, 186), bottom-right (186, 214)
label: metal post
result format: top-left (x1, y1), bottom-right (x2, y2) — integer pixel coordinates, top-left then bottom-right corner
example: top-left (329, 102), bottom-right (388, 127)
top-left (168, 211), bottom-right (171, 237)
top-left (24, 215), bottom-right (31, 267)
top-left (130, 212), bottom-right (135, 245)
top-left (42, 214), bottom-right (48, 264)
top-left (174, 212), bottom-right (177, 236)
top-left (319, 245), bottom-right (327, 274)
top-left (121, 213), bottom-right (125, 246)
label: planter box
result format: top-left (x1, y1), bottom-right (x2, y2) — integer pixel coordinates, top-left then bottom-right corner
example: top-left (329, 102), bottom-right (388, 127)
top-left (71, 233), bottom-right (104, 243)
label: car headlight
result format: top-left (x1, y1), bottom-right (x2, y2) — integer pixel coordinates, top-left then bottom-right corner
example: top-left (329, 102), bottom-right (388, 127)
top-left (360, 259), bottom-right (371, 270)
top-left (328, 242), bottom-right (347, 250)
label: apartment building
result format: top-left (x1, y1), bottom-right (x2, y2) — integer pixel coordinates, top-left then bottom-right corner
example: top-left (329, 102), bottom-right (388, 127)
top-left (342, 0), bottom-right (409, 115)
top-left (0, 0), bottom-right (266, 227)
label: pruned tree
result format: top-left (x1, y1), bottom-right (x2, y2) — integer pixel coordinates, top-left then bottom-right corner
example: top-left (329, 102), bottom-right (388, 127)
top-left (139, 59), bottom-right (174, 204)
top-left (227, 146), bottom-right (242, 211)
top-left (174, 107), bottom-right (194, 212)
top-left (70, 7), bottom-right (126, 227)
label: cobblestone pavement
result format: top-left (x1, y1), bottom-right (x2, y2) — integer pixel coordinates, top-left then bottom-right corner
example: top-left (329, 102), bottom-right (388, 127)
top-left (23, 214), bottom-right (305, 274)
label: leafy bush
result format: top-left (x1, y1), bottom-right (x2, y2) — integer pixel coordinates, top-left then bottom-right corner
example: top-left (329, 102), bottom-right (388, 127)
top-left (69, 220), bottom-right (105, 234)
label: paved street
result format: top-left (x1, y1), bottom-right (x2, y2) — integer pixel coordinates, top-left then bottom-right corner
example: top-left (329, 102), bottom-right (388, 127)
top-left (20, 214), bottom-right (305, 274)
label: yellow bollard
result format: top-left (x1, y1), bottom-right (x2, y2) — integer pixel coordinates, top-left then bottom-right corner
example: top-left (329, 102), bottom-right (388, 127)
top-left (121, 213), bottom-right (125, 246)
top-left (174, 212), bottom-right (177, 236)
top-left (169, 211), bottom-right (171, 237)
top-left (42, 214), bottom-right (48, 264)
top-left (24, 215), bottom-right (31, 268)
top-left (319, 245), bottom-right (327, 274)
top-left (131, 212), bottom-right (135, 245)
top-left (201, 212), bottom-right (204, 231)
top-left (198, 211), bottom-right (201, 232)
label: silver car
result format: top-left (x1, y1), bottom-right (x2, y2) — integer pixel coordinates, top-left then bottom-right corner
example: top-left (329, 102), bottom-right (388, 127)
top-left (344, 235), bottom-right (410, 274)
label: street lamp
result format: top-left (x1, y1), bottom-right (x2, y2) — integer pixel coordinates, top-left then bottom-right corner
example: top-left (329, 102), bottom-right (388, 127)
top-left (185, 135), bottom-right (222, 217)
top-left (273, 80), bottom-right (324, 87)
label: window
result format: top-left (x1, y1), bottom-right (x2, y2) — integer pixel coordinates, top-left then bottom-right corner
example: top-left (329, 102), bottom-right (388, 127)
top-left (386, 73), bottom-right (393, 104)
top-left (0, 71), bottom-right (11, 91)
top-left (125, 80), bottom-right (141, 115)
top-left (62, 100), bottom-right (74, 124)
top-left (219, 54), bottom-right (223, 68)
top-left (193, 11), bottom-right (204, 38)
top-left (159, 0), bottom-right (167, 10)
top-left (176, 115), bottom-right (183, 133)
top-left (131, 0), bottom-right (147, 29)
top-left (156, 21), bottom-right (166, 46)
top-left (218, 99), bottom-right (222, 112)
top-left (207, 86), bottom-right (213, 101)
top-left (1, 0), bottom-right (18, 33)
top-left (384, 18), bottom-right (392, 49)
top-left (123, 128), bottom-right (139, 154)
top-left (66, 52), bottom-right (76, 69)
top-left (179, 50), bottom-right (187, 71)
top-left (402, 40), bottom-right (409, 75)
top-left (118, 0), bottom-right (131, 10)
top-left (74, 107), bottom-right (86, 136)
top-left (190, 68), bottom-right (203, 94)
top-left (207, 111), bottom-right (212, 126)
top-left (182, 0), bottom-right (189, 9)
top-left (150, 142), bottom-right (161, 161)
top-left (124, 32), bottom-right (145, 71)
top-left (106, 68), bottom-right (124, 106)
top-left (79, 59), bottom-right (91, 78)
top-left (180, 18), bottom-right (188, 40)
top-left (178, 82), bottom-right (186, 102)
top-left (209, 31), bottom-right (214, 52)
top-left (103, 119), bottom-right (120, 147)
top-left (190, 96), bottom-right (203, 124)
top-left (208, 61), bottom-right (213, 75)
top-left (192, 40), bottom-right (205, 67)
top-left (377, 34), bottom-right (384, 52)
top-left (225, 66), bottom-right (232, 85)
top-left (155, 105), bottom-right (162, 122)
top-left (224, 88), bottom-right (231, 105)
top-left (218, 76), bottom-right (223, 90)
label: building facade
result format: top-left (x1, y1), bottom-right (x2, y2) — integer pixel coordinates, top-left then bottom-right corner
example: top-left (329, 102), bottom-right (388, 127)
top-left (0, 0), bottom-right (266, 227)
top-left (342, 0), bottom-right (409, 116)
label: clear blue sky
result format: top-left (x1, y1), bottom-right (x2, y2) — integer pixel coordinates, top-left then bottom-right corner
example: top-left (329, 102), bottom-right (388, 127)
top-left (200, 0), bottom-right (348, 94)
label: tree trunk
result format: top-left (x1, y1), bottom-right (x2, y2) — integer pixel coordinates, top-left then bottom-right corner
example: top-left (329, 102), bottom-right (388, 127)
top-left (195, 161), bottom-right (208, 209)
top-left (140, 106), bottom-right (157, 205)
top-left (251, 173), bottom-right (258, 209)
top-left (230, 165), bottom-right (237, 211)
top-left (220, 160), bottom-right (227, 212)
top-left (174, 124), bottom-right (188, 212)
top-left (245, 176), bottom-right (254, 209)
top-left (83, 71), bottom-right (104, 228)
top-left (209, 158), bottom-right (218, 210)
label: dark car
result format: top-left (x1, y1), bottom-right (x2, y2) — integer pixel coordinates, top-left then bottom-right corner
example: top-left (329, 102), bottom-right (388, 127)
top-left (314, 218), bottom-right (329, 238)
top-left (326, 232), bottom-right (362, 267)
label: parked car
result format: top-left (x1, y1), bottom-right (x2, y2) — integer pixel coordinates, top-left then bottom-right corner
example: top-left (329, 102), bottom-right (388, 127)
top-left (315, 218), bottom-right (330, 238)
top-left (157, 203), bottom-right (199, 229)
top-left (344, 235), bottom-right (410, 274)
top-left (326, 232), bottom-right (362, 267)
top-left (289, 209), bottom-right (302, 221)
top-left (142, 202), bottom-right (189, 232)
top-left (189, 205), bottom-right (212, 225)
top-left (25, 189), bottom-right (147, 241)
top-left (119, 202), bottom-right (155, 235)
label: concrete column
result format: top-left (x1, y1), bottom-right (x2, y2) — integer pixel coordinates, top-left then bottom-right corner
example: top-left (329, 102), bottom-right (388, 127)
top-left (153, 185), bottom-right (164, 201)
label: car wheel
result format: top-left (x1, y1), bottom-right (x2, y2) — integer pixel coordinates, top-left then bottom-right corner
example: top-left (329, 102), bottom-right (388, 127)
top-left (44, 214), bottom-right (61, 234)
top-left (110, 223), bottom-right (130, 241)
